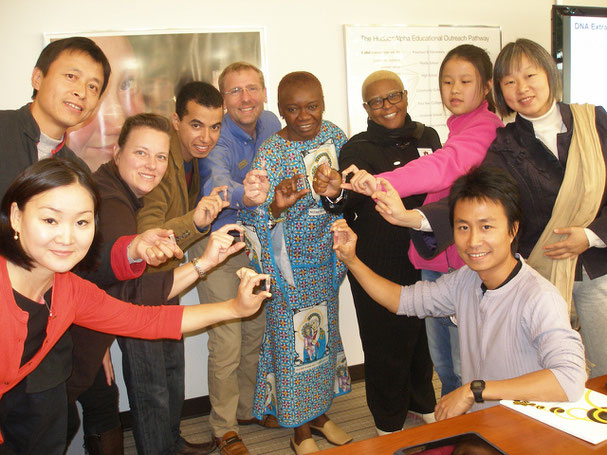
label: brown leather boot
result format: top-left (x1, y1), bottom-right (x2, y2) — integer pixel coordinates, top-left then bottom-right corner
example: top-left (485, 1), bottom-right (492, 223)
top-left (84, 426), bottom-right (124, 455)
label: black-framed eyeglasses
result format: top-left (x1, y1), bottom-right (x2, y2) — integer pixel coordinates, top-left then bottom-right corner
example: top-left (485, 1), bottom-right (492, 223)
top-left (364, 91), bottom-right (404, 110)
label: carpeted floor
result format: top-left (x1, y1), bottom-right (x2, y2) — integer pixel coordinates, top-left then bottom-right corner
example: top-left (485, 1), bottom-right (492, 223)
top-left (124, 374), bottom-right (442, 454)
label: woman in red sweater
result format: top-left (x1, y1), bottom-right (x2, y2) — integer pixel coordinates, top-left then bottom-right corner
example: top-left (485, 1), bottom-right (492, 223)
top-left (0, 158), bottom-right (270, 453)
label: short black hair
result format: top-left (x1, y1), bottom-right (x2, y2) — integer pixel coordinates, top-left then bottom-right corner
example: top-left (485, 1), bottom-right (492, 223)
top-left (0, 158), bottom-right (101, 271)
top-left (175, 81), bottom-right (223, 119)
top-left (449, 166), bottom-right (522, 253)
top-left (32, 37), bottom-right (111, 99)
top-left (117, 113), bottom-right (171, 149)
top-left (277, 71), bottom-right (323, 102)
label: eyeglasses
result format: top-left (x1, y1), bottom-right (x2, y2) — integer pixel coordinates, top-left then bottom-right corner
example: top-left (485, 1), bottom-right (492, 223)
top-left (364, 91), bottom-right (404, 110)
top-left (223, 85), bottom-right (261, 97)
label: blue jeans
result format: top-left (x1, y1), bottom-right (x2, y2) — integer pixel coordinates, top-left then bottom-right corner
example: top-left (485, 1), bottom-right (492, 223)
top-left (117, 337), bottom-right (185, 455)
top-left (573, 269), bottom-right (607, 378)
top-left (422, 269), bottom-right (462, 396)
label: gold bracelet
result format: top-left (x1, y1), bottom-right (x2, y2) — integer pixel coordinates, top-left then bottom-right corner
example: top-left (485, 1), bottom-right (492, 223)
top-left (191, 257), bottom-right (207, 279)
top-left (267, 203), bottom-right (286, 223)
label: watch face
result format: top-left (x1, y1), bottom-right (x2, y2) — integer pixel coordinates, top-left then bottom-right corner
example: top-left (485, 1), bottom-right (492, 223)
top-left (471, 380), bottom-right (485, 403)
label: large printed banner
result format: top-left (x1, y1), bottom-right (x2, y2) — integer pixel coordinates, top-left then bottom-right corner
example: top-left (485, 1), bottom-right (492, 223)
top-left (344, 25), bottom-right (501, 140)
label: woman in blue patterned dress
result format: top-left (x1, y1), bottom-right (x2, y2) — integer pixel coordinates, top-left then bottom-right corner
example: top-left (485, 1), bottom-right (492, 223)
top-left (239, 72), bottom-right (352, 454)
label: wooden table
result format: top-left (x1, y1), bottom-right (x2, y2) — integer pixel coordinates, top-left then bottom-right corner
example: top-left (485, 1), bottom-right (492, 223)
top-left (320, 376), bottom-right (607, 454)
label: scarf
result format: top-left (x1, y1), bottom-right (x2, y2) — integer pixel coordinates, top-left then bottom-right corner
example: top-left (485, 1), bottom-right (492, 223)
top-left (527, 104), bottom-right (605, 310)
top-left (365, 115), bottom-right (425, 147)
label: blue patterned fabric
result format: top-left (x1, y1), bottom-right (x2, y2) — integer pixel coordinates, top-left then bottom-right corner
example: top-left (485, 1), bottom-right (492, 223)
top-left (239, 120), bottom-right (351, 427)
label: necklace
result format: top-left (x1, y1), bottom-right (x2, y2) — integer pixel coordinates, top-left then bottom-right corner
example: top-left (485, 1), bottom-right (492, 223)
top-left (39, 293), bottom-right (55, 319)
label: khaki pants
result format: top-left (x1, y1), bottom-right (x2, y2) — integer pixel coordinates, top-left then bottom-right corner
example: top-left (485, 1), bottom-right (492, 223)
top-left (190, 236), bottom-right (266, 437)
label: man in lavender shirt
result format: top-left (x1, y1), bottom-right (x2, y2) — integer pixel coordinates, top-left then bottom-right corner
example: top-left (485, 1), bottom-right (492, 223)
top-left (331, 166), bottom-right (586, 420)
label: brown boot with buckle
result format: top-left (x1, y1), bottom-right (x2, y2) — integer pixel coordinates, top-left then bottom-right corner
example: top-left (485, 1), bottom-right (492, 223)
top-left (214, 431), bottom-right (250, 455)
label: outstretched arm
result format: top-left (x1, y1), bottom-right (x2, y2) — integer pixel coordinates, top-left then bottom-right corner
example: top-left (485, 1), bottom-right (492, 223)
top-left (340, 164), bottom-right (378, 197)
top-left (372, 178), bottom-right (424, 228)
top-left (168, 224), bottom-right (245, 299)
top-left (331, 219), bottom-right (401, 312)
top-left (128, 228), bottom-right (184, 265)
top-left (180, 268), bottom-right (271, 332)
top-left (377, 113), bottom-right (500, 197)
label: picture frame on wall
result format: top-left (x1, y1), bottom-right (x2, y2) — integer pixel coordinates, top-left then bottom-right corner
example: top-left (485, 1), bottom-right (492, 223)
top-left (45, 28), bottom-right (266, 171)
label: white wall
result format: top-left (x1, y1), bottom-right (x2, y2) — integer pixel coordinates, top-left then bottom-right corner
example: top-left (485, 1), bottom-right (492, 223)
top-left (2, 1), bottom-right (606, 451)
top-left (2, 0), bottom-right (606, 124)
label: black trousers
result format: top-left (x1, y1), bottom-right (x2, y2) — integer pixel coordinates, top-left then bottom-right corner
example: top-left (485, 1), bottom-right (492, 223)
top-left (67, 364), bottom-right (121, 445)
top-left (0, 380), bottom-right (67, 455)
top-left (349, 272), bottom-right (436, 432)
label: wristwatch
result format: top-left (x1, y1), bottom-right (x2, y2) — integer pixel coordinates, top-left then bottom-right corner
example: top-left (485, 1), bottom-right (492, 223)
top-left (190, 257), bottom-right (207, 279)
top-left (470, 380), bottom-right (486, 403)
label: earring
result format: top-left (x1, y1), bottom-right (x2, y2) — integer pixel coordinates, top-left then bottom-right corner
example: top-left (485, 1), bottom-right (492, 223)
top-left (13, 231), bottom-right (19, 240)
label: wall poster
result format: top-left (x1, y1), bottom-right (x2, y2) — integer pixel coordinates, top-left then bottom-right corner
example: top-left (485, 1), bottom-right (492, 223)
top-left (45, 28), bottom-right (266, 171)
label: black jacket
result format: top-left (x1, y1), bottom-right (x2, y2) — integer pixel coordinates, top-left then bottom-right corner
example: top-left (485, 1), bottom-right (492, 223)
top-left (422, 103), bottom-right (607, 280)
top-left (337, 117), bottom-right (441, 285)
top-left (67, 161), bottom-right (175, 402)
top-left (0, 103), bottom-right (88, 199)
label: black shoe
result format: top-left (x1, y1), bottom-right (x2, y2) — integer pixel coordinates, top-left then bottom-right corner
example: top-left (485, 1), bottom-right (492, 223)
top-left (84, 426), bottom-right (124, 455)
top-left (176, 438), bottom-right (217, 455)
